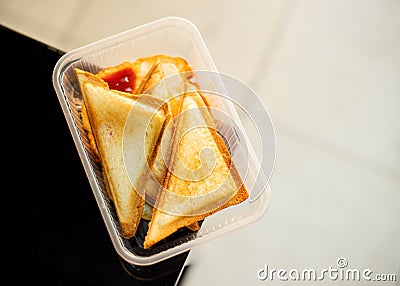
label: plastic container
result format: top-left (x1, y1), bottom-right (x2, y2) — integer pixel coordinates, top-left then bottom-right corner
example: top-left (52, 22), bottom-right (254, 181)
top-left (52, 17), bottom-right (273, 266)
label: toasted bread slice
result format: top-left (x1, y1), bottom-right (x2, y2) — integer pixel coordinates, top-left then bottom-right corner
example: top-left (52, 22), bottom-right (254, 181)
top-left (75, 68), bottom-right (166, 239)
top-left (139, 59), bottom-right (200, 230)
top-left (143, 83), bottom-right (248, 249)
top-left (96, 55), bottom-right (192, 94)
top-left (141, 59), bottom-right (186, 200)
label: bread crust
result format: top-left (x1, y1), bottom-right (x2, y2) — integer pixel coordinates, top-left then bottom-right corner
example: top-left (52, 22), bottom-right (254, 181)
top-left (143, 86), bottom-right (248, 249)
top-left (75, 55), bottom-right (248, 248)
top-left (75, 68), bottom-right (166, 239)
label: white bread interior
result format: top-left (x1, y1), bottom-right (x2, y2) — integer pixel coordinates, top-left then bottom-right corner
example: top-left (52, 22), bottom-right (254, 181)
top-left (75, 68), bottom-right (166, 238)
top-left (143, 82), bottom-right (248, 249)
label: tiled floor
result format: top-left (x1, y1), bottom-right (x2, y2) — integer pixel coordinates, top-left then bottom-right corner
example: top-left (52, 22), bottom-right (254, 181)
top-left (2, 0), bottom-right (399, 285)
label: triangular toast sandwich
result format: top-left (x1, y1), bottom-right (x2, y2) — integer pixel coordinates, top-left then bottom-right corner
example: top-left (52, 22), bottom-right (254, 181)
top-left (74, 68), bottom-right (166, 238)
top-left (143, 82), bottom-right (249, 249)
top-left (138, 58), bottom-right (200, 231)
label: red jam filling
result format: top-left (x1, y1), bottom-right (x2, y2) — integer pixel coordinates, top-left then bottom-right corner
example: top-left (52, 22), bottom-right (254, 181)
top-left (101, 68), bottom-right (136, 93)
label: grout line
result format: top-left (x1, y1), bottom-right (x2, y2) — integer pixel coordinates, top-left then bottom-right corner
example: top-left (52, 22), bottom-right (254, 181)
top-left (248, 0), bottom-right (299, 93)
top-left (275, 118), bottom-right (400, 184)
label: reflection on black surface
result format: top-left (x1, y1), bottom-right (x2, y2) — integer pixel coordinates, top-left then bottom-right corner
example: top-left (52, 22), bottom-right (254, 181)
top-left (1, 24), bottom-right (188, 285)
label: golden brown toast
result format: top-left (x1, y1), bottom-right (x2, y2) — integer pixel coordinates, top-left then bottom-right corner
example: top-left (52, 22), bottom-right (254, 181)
top-left (138, 58), bottom-right (200, 231)
top-left (75, 68), bottom-right (166, 239)
top-left (143, 82), bottom-right (248, 249)
top-left (96, 55), bottom-right (192, 94)
top-left (75, 54), bottom-right (247, 246)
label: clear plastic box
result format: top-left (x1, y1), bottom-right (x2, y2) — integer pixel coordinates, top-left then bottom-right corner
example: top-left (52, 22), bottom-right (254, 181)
top-left (52, 17), bottom-right (273, 266)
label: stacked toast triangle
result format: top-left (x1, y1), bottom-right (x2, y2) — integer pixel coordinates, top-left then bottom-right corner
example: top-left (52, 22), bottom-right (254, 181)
top-left (74, 54), bottom-right (248, 249)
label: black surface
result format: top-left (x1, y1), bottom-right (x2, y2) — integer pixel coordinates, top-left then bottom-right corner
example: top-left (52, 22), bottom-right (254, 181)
top-left (1, 24), bottom-right (188, 285)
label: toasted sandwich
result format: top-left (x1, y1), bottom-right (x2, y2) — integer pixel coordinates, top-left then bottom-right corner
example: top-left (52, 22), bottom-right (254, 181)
top-left (96, 54), bottom-right (192, 94)
top-left (74, 68), bottom-right (166, 238)
top-left (138, 57), bottom-right (200, 231)
top-left (75, 54), bottom-right (247, 246)
top-left (143, 82), bottom-right (248, 249)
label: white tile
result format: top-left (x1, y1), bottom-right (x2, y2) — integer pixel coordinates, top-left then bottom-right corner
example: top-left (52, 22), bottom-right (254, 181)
top-left (0, 0), bottom-right (83, 50)
top-left (1, 0), bottom-right (291, 81)
top-left (63, 0), bottom-right (289, 83)
top-left (182, 125), bottom-right (400, 285)
top-left (4, 1), bottom-right (399, 285)
top-left (256, 0), bottom-right (400, 177)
